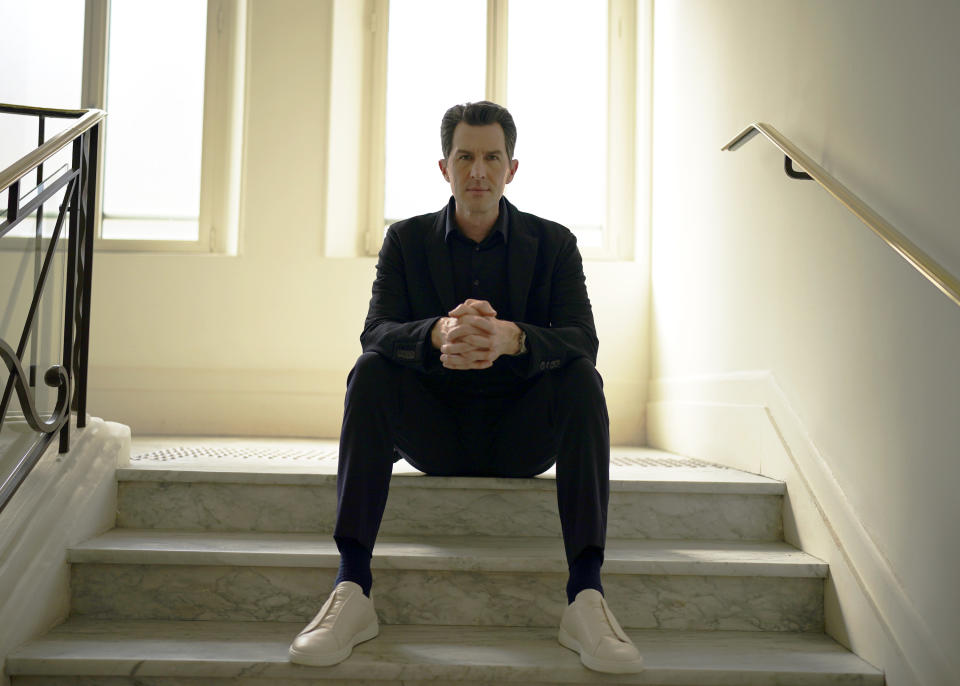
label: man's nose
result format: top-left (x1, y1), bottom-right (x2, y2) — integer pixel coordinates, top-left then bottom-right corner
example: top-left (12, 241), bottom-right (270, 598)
top-left (470, 159), bottom-right (485, 178)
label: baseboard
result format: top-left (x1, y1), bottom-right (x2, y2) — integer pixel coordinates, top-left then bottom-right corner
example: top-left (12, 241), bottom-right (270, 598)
top-left (86, 365), bottom-right (646, 445)
top-left (648, 371), bottom-right (954, 686)
top-left (87, 365), bottom-right (347, 437)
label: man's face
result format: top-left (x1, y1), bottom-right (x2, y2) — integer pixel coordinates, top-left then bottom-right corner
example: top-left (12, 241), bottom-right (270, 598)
top-left (439, 123), bottom-right (518, 218)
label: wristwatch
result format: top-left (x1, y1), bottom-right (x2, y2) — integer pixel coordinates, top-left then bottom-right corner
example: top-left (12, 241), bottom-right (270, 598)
top-left (515, 328), bottom-right (527, 355)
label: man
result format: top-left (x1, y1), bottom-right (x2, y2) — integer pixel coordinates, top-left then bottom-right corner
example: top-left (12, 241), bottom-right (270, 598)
top-left (289, 101), bottom-right (643, 674)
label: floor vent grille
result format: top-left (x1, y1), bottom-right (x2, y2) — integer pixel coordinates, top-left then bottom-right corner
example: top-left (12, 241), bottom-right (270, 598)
top-left (610, 455), bottom-right (727, 468)
top-left (132, 446), bottom-right (339, 463)
top-left (131, 446), bottom-right (726, 469)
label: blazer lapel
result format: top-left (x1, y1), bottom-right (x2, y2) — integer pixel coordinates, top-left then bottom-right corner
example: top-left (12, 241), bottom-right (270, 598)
top-left (425, 210), bottom-right (457, 313)
top-left (506, 201), bottom-right (538, 322)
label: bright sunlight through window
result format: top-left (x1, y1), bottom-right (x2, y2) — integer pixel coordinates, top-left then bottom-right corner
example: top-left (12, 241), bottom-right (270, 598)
top-left (506, 0), bottom-right (607, 248)
top-left (381, 0), bottom-right (607, 248)
top-left (383, 0), bottom-right (487, 224)
top-left (0, 0), bottom-right (83, 239)
top-left (101, 1), bottom-right (207, 241)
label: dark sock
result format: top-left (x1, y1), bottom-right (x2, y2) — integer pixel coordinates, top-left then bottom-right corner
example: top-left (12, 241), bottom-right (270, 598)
top-left (334, 537), bottom-right (373, 597)
top-left (566, 546), bottom-right (604, 604)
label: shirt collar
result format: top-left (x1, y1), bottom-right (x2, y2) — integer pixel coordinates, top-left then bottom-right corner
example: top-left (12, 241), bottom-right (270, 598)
top-left (444, 196), bottom-right (510, 244)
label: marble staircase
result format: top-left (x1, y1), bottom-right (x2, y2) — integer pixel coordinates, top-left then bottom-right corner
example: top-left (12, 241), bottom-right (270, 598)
top-left (5, 442), bottom-right (884, 685)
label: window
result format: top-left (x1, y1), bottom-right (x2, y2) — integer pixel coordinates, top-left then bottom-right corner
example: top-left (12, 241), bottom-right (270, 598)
top-left (382, 0), bottom-right (486, 225)
top-left (0, 0), bottom-right (85, 240)
top-left (100, 0), bottom-right (208, 242)
top-left (505, 0), bottom-right (608, 249)
top-left (84, 0), bottom-right (247, 252)
top-left (359, 0), bottom-right (639, 259)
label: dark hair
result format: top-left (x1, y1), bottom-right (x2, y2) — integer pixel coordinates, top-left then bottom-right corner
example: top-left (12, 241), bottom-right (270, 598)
top-left (440, 101), bottom-right (517, 161)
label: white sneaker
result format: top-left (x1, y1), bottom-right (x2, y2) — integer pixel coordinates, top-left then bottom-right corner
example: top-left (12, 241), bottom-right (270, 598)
top-left (559, 589), bottom-right (644, 674)
top-left (289, 581), bottom-right (379, 666)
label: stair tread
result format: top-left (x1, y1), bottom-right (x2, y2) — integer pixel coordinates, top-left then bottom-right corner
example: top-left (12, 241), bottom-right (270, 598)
top-left (69, 529), bottom-right (827, 577)
top-left (124, 441), bottom-right (783, 492)
top-left (7, 618), bottom-right (882, 684)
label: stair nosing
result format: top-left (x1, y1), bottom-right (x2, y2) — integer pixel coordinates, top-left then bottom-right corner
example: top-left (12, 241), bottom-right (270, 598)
top-left (6, 618), bottom-right (883, 684)
top-left (67, 530), bottom-right (827, 578)
top-left (115, 465), bottom-right (786, 495)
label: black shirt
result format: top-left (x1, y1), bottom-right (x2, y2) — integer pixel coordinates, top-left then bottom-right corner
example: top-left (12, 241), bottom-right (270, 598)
top-left (435, 196), bottom-right (524, 396)
top-left (445, 196), bottom-right (511, 321)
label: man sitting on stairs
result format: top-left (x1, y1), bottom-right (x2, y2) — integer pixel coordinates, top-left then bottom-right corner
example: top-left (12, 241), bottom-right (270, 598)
top-left (288, 100), bottom-right (644, 675)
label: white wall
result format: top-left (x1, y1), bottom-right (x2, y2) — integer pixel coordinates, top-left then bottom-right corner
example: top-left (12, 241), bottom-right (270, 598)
top-left (75, 0), bottom-right (650, 445)
top-left (647, 1), bottom-right (960, 685)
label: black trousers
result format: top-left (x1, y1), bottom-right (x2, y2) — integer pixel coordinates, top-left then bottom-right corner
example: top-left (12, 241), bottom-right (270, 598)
top-left (333, 351), bottom-right (610, 565)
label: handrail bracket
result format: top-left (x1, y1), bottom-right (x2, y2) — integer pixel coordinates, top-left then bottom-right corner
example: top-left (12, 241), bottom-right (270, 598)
top-left (784, 156), bottom-right (812, 181)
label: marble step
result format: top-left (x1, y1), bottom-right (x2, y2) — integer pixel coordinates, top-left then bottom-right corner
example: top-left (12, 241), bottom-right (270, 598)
top-left (68, 531), bottom-right (825, 632)
top-left (115, 466), bottom-right (785, 541)
top-left (7, 618), bottom-right (884, 686)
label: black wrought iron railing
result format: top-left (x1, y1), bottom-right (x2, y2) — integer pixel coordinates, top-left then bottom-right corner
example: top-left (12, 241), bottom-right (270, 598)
top-left (0, 103), bottom-right (104, 514)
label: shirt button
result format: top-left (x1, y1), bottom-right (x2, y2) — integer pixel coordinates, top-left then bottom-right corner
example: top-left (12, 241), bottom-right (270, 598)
top-left (473, 279), bottom-right (480, 287)
top-left (475, 245), bottom-right (480, 252)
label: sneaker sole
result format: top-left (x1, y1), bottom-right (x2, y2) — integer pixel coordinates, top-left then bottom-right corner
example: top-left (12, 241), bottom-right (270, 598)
top-left (558, 626), bottom-right (644, 674)
top-left (288, 620), bottom-right (379, 667)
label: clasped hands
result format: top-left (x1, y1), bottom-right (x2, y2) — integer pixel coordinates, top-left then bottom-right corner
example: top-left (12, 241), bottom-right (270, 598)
top-left (431, 299), bottom-right (522, 370)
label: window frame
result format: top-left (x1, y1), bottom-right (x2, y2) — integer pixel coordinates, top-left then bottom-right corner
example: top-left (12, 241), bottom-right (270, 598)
top-left (82, 0), bottom-right (247, 254)
top-left (360, 0), bottom-right (639, 261)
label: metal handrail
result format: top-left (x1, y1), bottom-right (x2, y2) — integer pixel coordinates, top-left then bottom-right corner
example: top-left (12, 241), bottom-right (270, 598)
top-left (723, 122), bottom-right (960, 309)
top-left (0, 104), bottom-right (105, 194)
top-left (1, 103), bottom-right (102, 513)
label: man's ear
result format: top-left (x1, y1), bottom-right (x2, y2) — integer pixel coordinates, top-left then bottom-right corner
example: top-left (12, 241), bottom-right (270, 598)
top-left (505, 158), bottom-right (519, 184)
top-left (439, 159), bottom-right (450, 182)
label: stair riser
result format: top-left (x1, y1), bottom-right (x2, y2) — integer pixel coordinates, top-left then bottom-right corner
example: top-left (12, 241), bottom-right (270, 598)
top-left (117, 482), bottom-right (783, 541)
top-left (70, 564), bottom-right (823, 632)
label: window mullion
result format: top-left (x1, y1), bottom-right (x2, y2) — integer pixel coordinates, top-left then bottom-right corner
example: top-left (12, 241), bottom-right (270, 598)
top-left (364, 0), bottom-right (390, 255)
top-left (198, 0), bottom-right (222, 253)
top-left (599, 0), bottom-right (637, 260)
top-left (485, 0), bottom-right (508, 105)
top-left (197, 0), bottom-right (247, 255)
top-left (81, 0), bottom-right (109, 240)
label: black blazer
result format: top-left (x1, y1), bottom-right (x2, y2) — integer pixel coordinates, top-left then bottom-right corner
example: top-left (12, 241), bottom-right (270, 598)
top-left (360, 197), bottom-right (599, 380)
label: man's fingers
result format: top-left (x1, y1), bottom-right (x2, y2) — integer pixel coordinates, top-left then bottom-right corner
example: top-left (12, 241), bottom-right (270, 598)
top-left (441, 353), bottom-right (493, 370)
top-left (443, 351), bottom-right (490, 365)
top-left (467, 299), bottom-right (497, 316)
top-left (440, 339), bottom-right (495, 368)
top-left (458, 334), bottom-right (493, 348)
top-left (438, 302), bottom-right (507, 369)
top-left (454, 315), bottom-right (496, 333)
top-left (441, 337), bottom-right (492, 355)
top-left (449, 299), bottom-right (497, 318)
top-left (446, 318), bottom-right (494, 342)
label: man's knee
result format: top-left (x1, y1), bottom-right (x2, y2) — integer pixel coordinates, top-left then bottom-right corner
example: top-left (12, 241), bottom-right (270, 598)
top-left (557, 357), bottom-right (604, 397)
top-left (554, 357), bottom-right (608, 423)
top-left (346, 352), bottom-right (399, 397)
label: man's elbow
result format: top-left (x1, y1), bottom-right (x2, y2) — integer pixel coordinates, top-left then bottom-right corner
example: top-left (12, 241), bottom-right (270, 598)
top-left (359, 321), bottom-right (380, 351)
